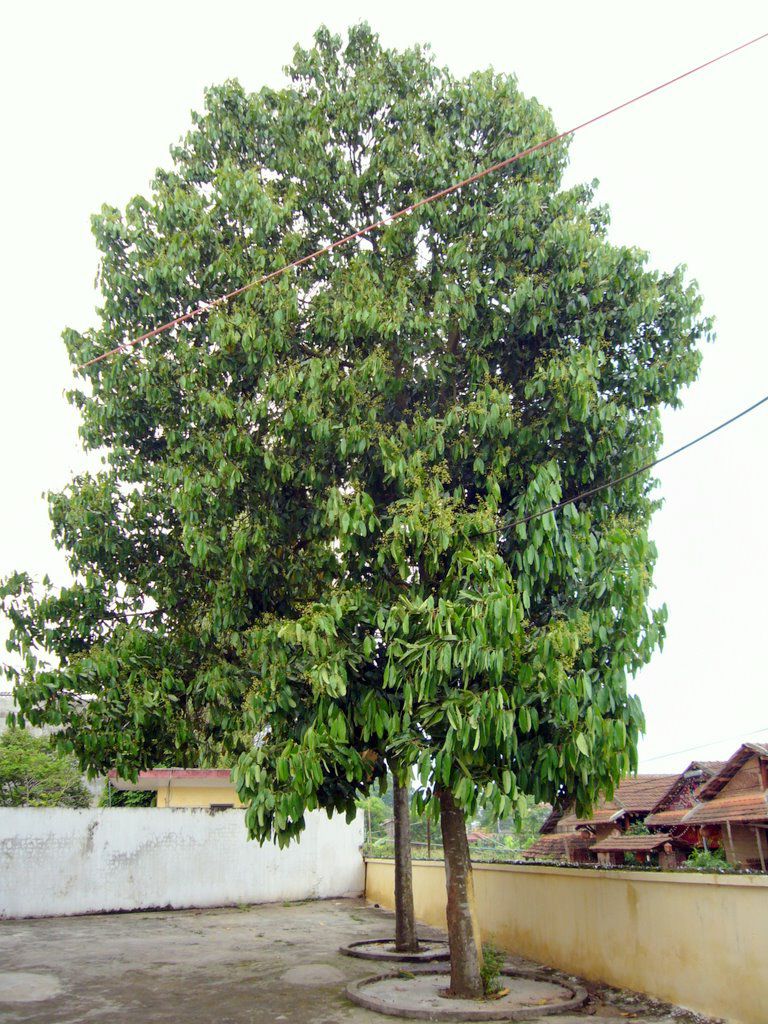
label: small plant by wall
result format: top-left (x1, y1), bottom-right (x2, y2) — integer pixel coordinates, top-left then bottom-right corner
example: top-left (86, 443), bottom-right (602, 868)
top-left (681, 847), bottom-right (735, 873)
top-left (480, 944), bottom-right (506, 996)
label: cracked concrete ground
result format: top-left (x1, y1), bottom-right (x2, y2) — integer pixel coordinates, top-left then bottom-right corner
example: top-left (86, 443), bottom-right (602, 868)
top-left (0, 899), bottom-right (720, 1024)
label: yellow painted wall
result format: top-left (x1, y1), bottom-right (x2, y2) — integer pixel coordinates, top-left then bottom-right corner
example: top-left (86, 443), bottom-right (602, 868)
top-left (155, 784), bottom-right (243, 808)
top-left (365, 859), bottom-right (767, 1024)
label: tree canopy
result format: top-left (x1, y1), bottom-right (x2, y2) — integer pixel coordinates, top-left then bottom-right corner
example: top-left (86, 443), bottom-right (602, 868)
top-left (2, 25), bottom-right (708, 850)
top-left (0, 729), bottom-right (91, 808)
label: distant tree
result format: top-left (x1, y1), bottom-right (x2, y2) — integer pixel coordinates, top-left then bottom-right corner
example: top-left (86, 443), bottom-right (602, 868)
top-left (480, 796), bottom-right (550, 850)
top-left (0, 729), bottom-right (90, 807)
top-left (358, 792), bottom-right (389, 837)
top-left (410, 802), bottom-right (432, 844)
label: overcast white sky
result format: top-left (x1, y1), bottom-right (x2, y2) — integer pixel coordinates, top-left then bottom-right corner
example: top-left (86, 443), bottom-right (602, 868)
top-left (1, 1), bottom-right (766, 774)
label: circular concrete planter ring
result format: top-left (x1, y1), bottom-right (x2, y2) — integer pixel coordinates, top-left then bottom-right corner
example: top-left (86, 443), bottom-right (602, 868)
top-left (340, 938), bottom-right (450, 962)
top-left (345, 967), bottom-right (588, 1021)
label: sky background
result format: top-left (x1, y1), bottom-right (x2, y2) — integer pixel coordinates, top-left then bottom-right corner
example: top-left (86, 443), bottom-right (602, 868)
top-left (1, 1), bottom-right (766, 774)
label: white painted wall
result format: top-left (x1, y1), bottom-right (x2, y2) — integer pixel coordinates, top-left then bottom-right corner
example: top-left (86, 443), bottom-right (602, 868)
top-left (0, 807), bottom-right (364, 919)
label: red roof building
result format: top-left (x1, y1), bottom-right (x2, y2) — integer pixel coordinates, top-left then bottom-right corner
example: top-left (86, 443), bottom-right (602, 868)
top-left (589, 834), bottom-right (692, 870)
top-left (554, 774), bottom-right (677, 839)
top-left (519, 831), bottom-right (594, 864)
top-left (520, 743), bottom-right (768, 872)
top-left (680, 744), bottom-right (768, 869)
top-left (526, 775), bottom-right (677, 865)
top-left (644, 760), bottom-right (724, 845)
top-left (465, 829), bottom-right (494, 844)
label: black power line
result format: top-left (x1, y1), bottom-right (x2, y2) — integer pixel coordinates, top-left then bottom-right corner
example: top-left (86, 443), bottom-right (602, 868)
top-left (643, 726), bottom-right (768, 763)
top-left (472, 394), bottom-right (768, 540)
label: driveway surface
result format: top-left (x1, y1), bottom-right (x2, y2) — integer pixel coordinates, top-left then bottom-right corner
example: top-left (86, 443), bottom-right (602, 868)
top-left (0, 898), bottom-right (716, 1023)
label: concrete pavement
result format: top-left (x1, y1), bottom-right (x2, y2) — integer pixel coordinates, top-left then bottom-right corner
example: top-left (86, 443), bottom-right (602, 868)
top-left (0, 899), bottom-right (718, 1024)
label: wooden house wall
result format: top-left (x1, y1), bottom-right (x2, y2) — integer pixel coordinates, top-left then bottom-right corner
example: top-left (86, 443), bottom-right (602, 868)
top-left (722, 823), bottom-right (764, 868)
top-left (718, 755), bottom-right (762, 797)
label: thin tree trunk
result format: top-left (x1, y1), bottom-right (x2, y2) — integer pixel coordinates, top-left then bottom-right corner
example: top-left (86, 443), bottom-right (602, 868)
top-left (393, 770), bottom-right (419, 952)
top-left (439, 787), bottom-right (483, 998)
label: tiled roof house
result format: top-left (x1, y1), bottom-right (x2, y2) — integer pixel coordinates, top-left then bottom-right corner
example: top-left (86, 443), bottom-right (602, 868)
top-left (555, 774), bottom-right (677, 836)
top-left (520, 829), bottom-right (594, 864)
top-left (681, 744), bottom-right (768, 869)
top-left (522, 774), bottom-right (677, 865)
top-left (589, 833), bottom-right (693, 869)
top-left (644, 760), bottom-right (724, 840)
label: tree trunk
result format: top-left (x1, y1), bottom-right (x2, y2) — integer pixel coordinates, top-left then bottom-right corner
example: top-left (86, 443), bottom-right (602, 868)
top-left (393, 771), bottom-right (420, 952)
top-left (439, 787), bottom-right (483, 998)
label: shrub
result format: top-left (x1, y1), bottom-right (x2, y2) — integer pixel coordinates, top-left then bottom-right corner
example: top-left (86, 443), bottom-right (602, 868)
top-left (99, 786), bottom-right (155, 807)
top-left (480, 944), bottom-right (506, 996)
top-left (627, 821), bottom-right (652, 835)
top-left (682, 847), bottom-right (735, 873)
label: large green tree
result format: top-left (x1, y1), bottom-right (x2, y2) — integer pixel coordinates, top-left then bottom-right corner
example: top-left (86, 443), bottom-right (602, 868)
top-left (2, 25), bottom-right (708, 997)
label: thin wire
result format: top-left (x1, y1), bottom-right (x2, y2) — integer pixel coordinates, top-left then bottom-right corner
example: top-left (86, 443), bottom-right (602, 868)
top-left (642, 726), bottom-right (768, 763)
top-left (472, 394), bottom-right (768, 540)
top-left (80, 30), bottom-right (768, 370)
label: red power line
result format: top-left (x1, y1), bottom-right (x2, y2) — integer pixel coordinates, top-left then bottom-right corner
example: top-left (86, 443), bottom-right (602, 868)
top-left (80, 30), bottom-right (768, 370)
